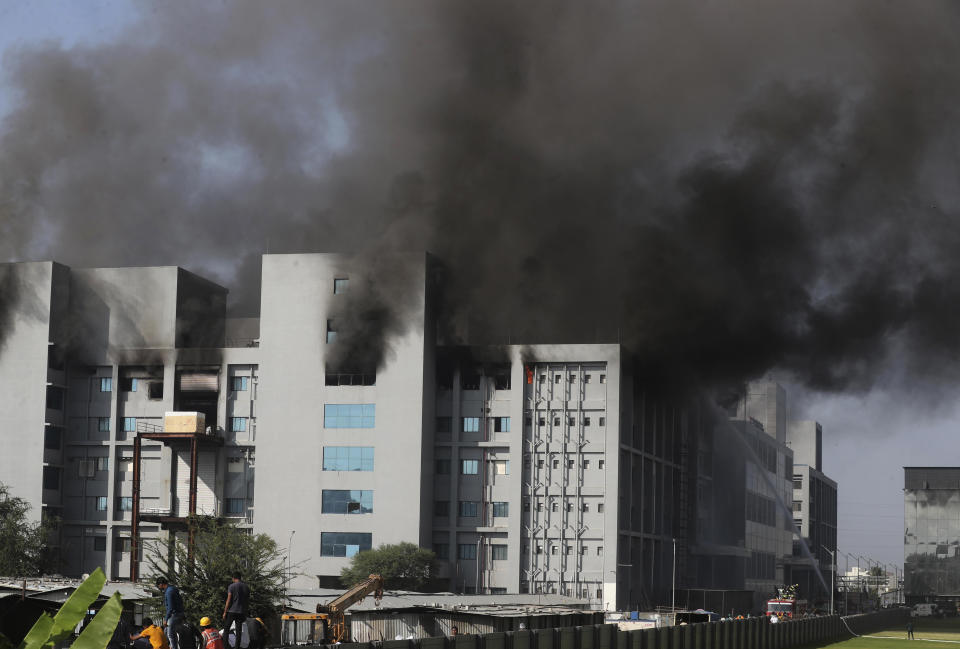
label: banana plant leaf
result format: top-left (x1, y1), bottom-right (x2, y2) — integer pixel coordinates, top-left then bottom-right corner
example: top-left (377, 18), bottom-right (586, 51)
top-left (70, 593), bottom-right (122, 649)
top-left (18, 568), bottom-right (107, 649)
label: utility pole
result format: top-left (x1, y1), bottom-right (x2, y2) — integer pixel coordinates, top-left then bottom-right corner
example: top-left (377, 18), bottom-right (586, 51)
top-left (672, 538), bottom-right (677, 621)
top-left (821, 546), bottom-right (835, 615)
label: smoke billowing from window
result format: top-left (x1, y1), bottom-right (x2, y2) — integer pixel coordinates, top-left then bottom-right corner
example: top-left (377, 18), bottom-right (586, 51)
top-left (2, 1), bottom-right (960, 392)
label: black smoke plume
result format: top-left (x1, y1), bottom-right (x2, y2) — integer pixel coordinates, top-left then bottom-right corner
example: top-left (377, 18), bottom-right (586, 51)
top-left (2, 1), bottom-right (960, 393)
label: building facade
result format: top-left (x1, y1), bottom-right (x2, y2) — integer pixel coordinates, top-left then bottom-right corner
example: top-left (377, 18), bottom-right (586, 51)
top-left (0, 255), bottom-right (831, 612)
top-left (904, 467), bottom-right (960, 607)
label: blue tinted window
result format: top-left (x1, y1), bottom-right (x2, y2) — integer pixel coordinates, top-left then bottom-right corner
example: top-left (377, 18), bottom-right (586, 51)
top-left (98, 417), bottom-right (111, 433)
top-left (231, 376), bottom-right (248, 391)
top-left (322, 447), bottom-right (374, 471)
top-left (324, 404), bottom-right (375, 428)
top-left (458, 501), bottom-right (478, 517)
top-left (226, 498), bottom-right (246, 514)
top-left (231, 417), bottom-right (247, 432)
top-left (462, 417), bottom-right (480, 432)
top-left (123, 417), bottom-right (137, 432)
top-left (461, 459), bottom-right (479, 475)
top-left (321, 532), bottom-right (372, 557)
top-left (100, 377), bottom-right (112, 392)
top-left (322, 490), bottom-right (374, 514)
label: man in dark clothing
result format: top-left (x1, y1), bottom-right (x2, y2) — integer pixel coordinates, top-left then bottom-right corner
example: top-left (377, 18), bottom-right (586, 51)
top-left (156, 578), bottom-right (186, 649)
top-left (222, 572), bottom-right (250, 649)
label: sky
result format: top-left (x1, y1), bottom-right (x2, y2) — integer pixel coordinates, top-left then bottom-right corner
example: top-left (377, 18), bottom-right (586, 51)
top-left (2, 0), bottom-right (958, 574)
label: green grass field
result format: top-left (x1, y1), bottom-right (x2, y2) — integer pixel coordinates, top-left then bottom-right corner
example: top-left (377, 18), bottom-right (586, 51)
top-left (800, 617), bottom-right (960, 648)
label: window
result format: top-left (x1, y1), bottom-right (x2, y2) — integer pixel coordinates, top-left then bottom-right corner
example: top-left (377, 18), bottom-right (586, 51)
top-left (227, 457), bottom-right (244, 473)
top-left (599, 417), bottom-right (606, 427)
top-left (324, 404), bottom-right (375, 428)
top-left (96, 496), bottom-right (108, 511)
top-left (99, 377), bottom-right (112, 392)
top-left (567, 459), bottom-right (575, 469)
top-left (583, 417), bottom-right (591, 426)
top-left (581, 545), bottom-right (588, 555)
top-left (123, 417), bottom-right (137, 433)
top-left (325, 371), bottom-right (376, 386)
top-left (539, 374), bottom-right (545, 383)
top-left (435, 459), bottom-right (451, 474)
top-left (523, 500), bottom-right (530, 512)
top-left (333, 278), bottom-right (349, 294)
top-left (44, 428), bottom-right (62, 450)
top-left (230, 417), bottom-right (247, 432)
top-left (492, 545), bottom-right (508, 561)
top-left (599, 374), bottom-right (606, 383)
top-left (569, 374), bottom-right (576, 383)
top-left (492, 502), bottom-right (509, 517)
top-left (461, 459), bottom-right (479, 475)
top-left (552, 459), bottom-right (559, 469)
top-left (583, 459), bottom-right (590, 469)
top-left (117, 497), bottom-right (133, 511)
top-left (597, 546), bottom-right (603, 556)
top-left (226, 498), bottom-right (246, 514)
top-left (553, 416), bottom-right (561, 426)
top-left (116, 538), bottom-right (132, 553)
top-left (42, 466), bottom-right (60, 490)
top-left (148, 382), bottom-right (163, 399)
top-left (322, 490), bottom-right (373, 514)
top-left (568, 416), bottom-right (576, 426)
top-left (793, 477), bottom-right (803, 489)
top-left (537, 459), bottom-right (545, 469)
top-left (436, 416), bottom-right (452, 433)
top-left (536, 544), bottom-right (543, 554)
top-left (551, 546), bottom-right (558, 555)
top-left (566, 502), bottom-right (573, 512)
top-left (490, 587), bottom-right (507, 595)
top-left (493, 371), bottom-right (511, 390)
top-left (433, 543), bottom-right (449, 559)
top-left (792, 501), bottom-right (802, 512)
top-left (459, 501), bottom-right (479, 517)
top-left (326, 320), bottom-right (337, 344)
top-left (538, 417), bottom-right (545, 426)
top-left (493, 417), bottom-right (510, 432)
top-left (462, 417), bottom-right (480, 433)
top-left (98, 417), bottom-right (110, 433)
top-left (599, 459), bottom-right (605, 469)
top-left (565, 545), bottom-right (573, 555)
top-left (492, 460), bottom-right (509, 475)
top-left (122, 378), bottom-right (138, 392)
top-left (231, 376), bottom-right (249, 391)
top-left (96, 457), bottom-right (109, 471)
top-left (458, 544), bottom-right (477, 560)
top-left (321, 532), bottom-right (372, 557)
top-left (461, 372), bottom-right (481, 390)
top-left (582, 502), bottom-right (590, 512)
top-left (435, 501), bottom-right (450, 517)
top-left (551, 501), bottom-right (558, 512)
top-left (536, 502), bottom-right (543, 512)
top-left (598, 503), bottom-right (604, 513)
top-left (322, 447), bottom-right (374, 471)
top-left (94, 537), bottom-right (106, 552)
top-left (554, 375), bottom-right (561, 384)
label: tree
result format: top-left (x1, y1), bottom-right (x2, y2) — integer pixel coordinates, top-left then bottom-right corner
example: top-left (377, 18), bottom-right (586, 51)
top-left (145, 516), bottom-right (286, 624)
top-left (0, 482), bottom-right (56, 576)
top-left (340, 542), bottom-right (435, 591)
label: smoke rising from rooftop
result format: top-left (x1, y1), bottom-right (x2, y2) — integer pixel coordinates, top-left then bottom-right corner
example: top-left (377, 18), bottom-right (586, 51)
top-left (2, 1), bottom-right (960, 392)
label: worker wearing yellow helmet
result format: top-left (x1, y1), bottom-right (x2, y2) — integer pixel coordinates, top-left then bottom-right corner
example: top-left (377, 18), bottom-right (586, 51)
top-left (199, 617), bottom-right (224, 649)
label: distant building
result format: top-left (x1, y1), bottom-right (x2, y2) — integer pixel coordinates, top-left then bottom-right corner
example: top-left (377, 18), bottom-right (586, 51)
top-left (904, 467), bottom-right (960, 607)
top-left (786, 420), bottom-right (837, 608)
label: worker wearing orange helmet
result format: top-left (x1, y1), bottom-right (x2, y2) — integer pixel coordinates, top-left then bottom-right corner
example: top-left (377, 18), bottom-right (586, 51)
top-left (199, 617), bottom-right (224, 649)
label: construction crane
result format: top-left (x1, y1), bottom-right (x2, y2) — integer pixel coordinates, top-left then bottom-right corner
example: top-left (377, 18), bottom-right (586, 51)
top-left (282, 574), bottom-right (385, 644)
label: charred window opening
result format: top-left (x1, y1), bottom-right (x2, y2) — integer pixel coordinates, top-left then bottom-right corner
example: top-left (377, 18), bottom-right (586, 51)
top-left (148, 381), bottom-right (164, 399)
top-left (461, 370), bottom-right (481, 390)
top-left (324, 367), bottom-right (376, 386)
top-left (45, 385), bottom-right (64, 411)
top-left (175, 369), bottom-right (219, 430)
top-left (120, 366), bottom-right (164, 400)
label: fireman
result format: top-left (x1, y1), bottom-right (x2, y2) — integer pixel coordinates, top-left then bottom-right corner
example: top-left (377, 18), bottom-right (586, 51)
top-left (200, 618), bottom-right (224, 649)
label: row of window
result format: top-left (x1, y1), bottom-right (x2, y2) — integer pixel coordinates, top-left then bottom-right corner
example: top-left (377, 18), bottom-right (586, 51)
top-left (323, 447), bottom-right (375, 471)
top-left (525, 500), bottom-right (605, 513)
top-left (536, 373), bottom-right (606, 385)
top-left (436, 459), bottom-right (509, 475)
top-left (434, 543), bottom-right (508, 560)
top-left (527, 457), bottom-right (605, 470)
top-left (435, 501), bottom-right (509, 518)
top-left (320, 532), bottom-right (371, 557)
top-left (527, 544), bottom-right (603, 556)
top-left (104, 497), bottom-right (246, 513)
top-left (88, 416), bottom-right (251, 434)
top-left (324, 404), bottom-right (375, 428)
top-left (99, 376), bottom-right (251, 393)
top-left (527, 415), bottom-right (606, 427)
top-left (321, 490), bottom-right (373, 514)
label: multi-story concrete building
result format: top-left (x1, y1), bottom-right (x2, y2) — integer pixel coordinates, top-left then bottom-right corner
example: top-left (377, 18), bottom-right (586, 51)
top-left (786, 420), bottom-right (837, 607)
top-left (0, 255), bottom-right (823, 612)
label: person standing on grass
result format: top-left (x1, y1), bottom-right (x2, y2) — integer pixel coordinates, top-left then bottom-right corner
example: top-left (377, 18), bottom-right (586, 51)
top-left (222, 572), bottom-right (251, 648)
top-left (907, 620), bottom-right (915, 640)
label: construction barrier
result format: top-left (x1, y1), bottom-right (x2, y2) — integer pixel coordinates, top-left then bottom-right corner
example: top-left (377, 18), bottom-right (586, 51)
top-left (309, 609), bottom-right (913, 649)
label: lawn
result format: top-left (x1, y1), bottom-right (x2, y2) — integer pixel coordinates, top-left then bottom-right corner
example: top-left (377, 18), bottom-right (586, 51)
top-left (800, 617), bottom-right (960, 648)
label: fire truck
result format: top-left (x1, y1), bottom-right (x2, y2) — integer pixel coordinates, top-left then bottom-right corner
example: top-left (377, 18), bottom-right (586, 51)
top-left (766, 585), bottom-right (807, 619)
